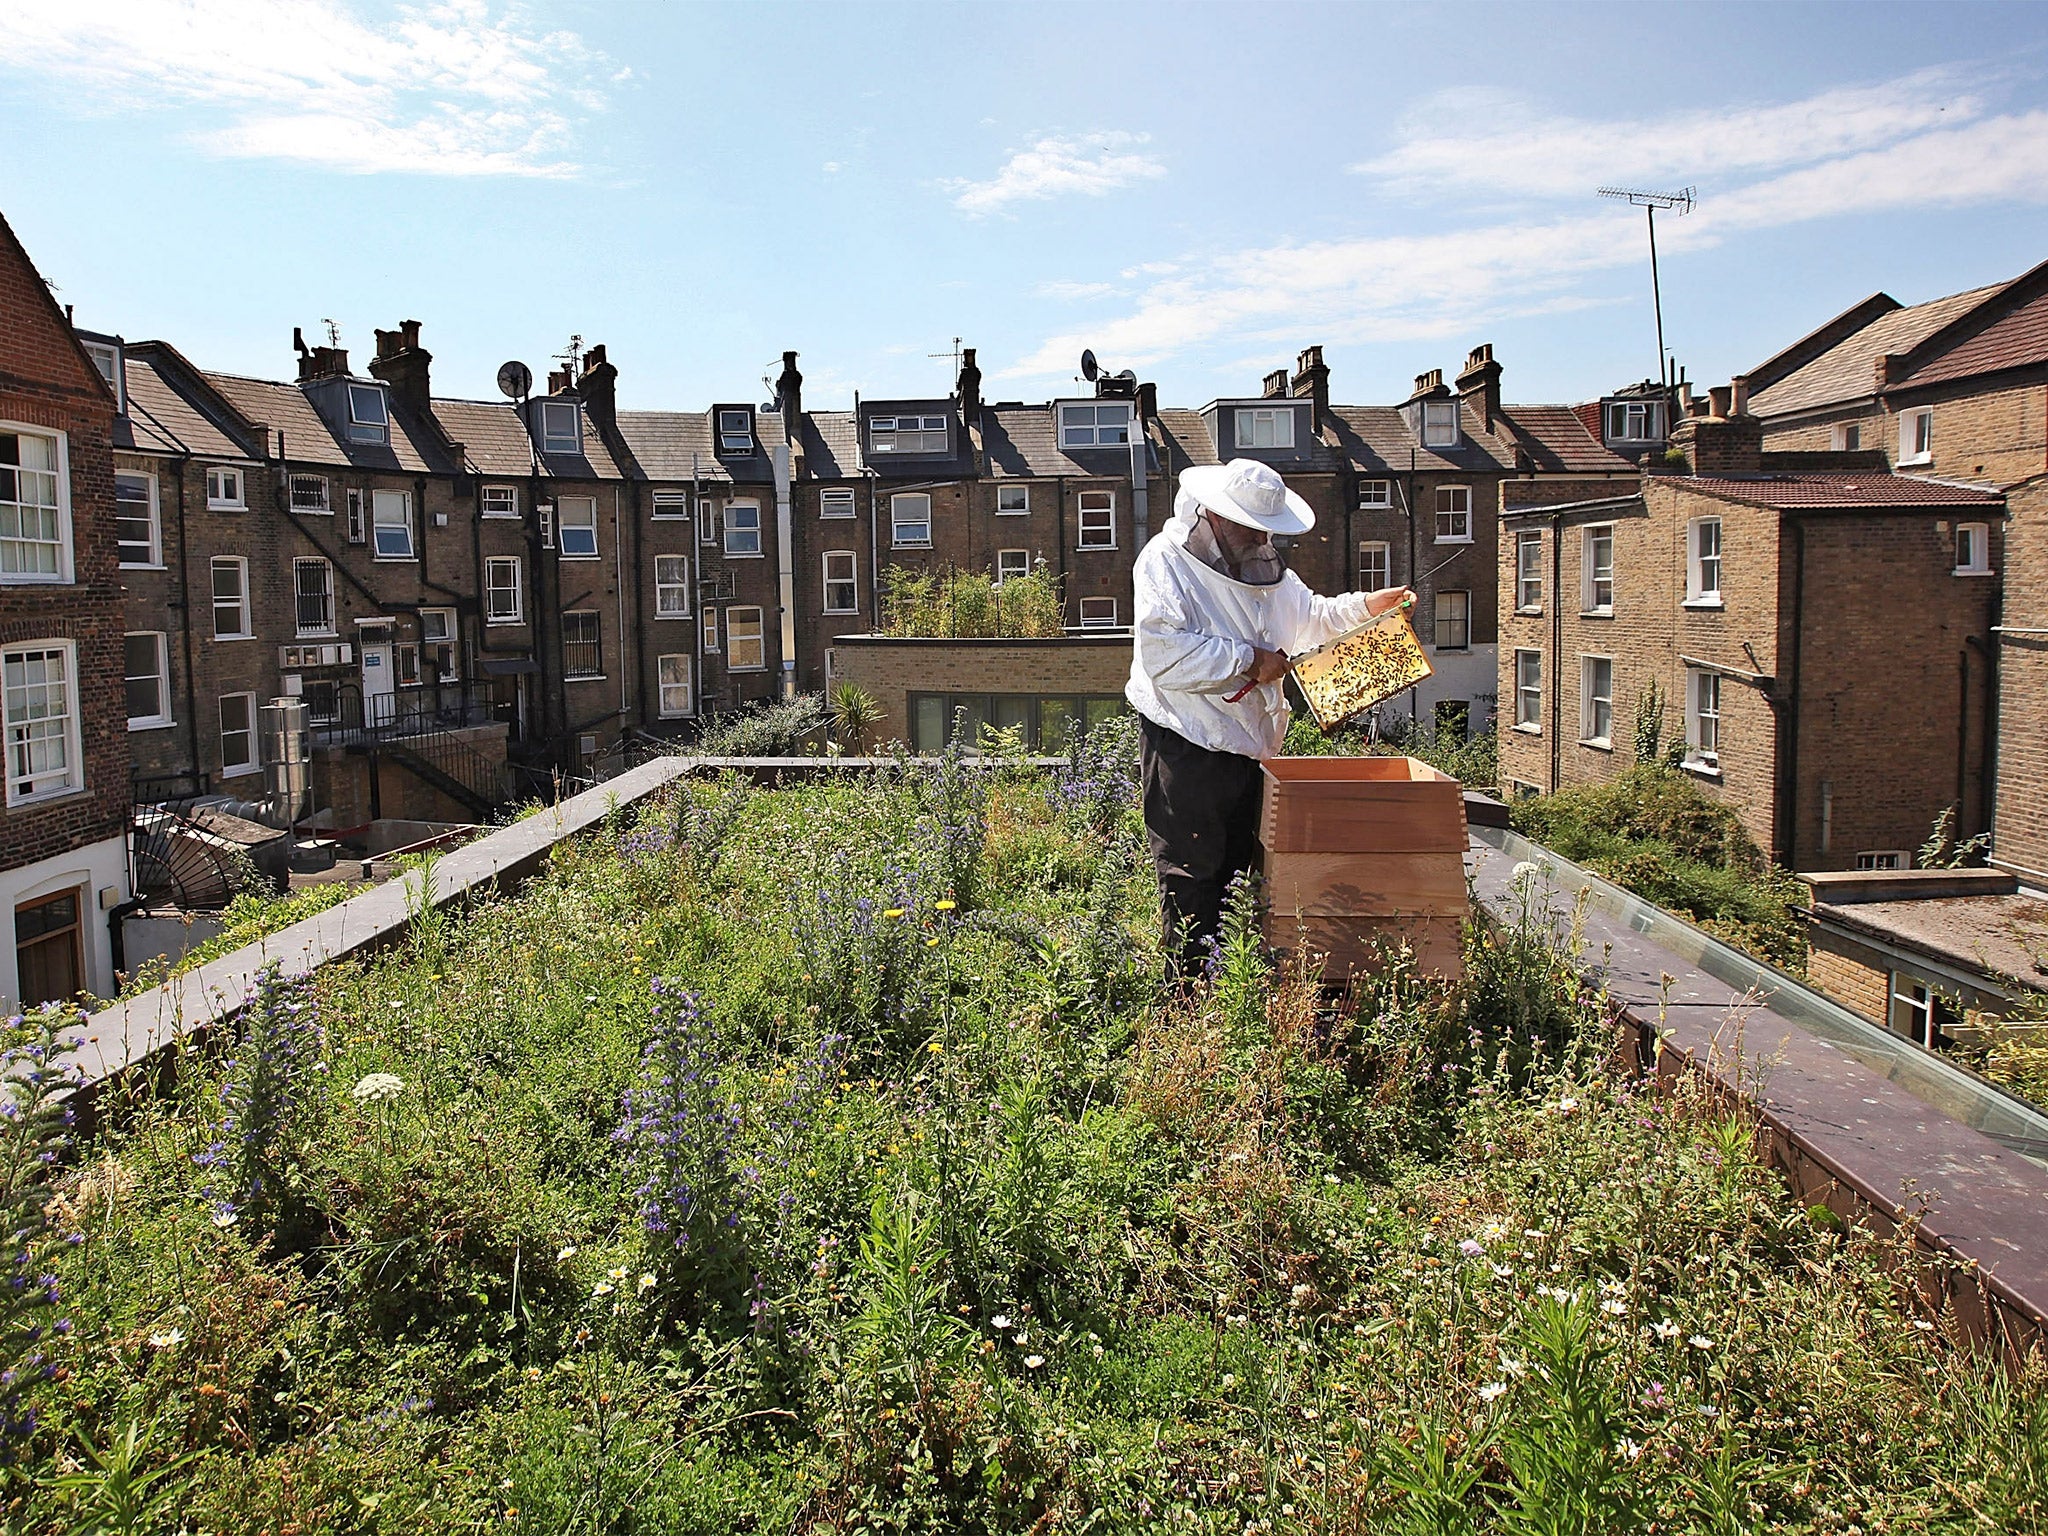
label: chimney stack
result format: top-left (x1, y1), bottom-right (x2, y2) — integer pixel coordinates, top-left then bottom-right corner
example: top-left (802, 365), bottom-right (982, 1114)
top-left (1262, 368), bottom-right (1289, 399)
top-left (1290, 344), bottom-right (1330, 429)
top-left (954, 346), bottom-right (978, 421)
top-left (775, 348), bottom-right (805, 424)
top-left (368, 318), bottom-right (433, 418)
top-left (1455, 343), bottom-right (1502, 432)
top-left (578, 343), bottom-right (617, 434)
top-left (1137, 379), bottom-right (1158, 422)
top-left (296, 331), bottom-right (350, 384)
top-left (547, 368), bottom-right (572, 396)
top-left (1407, 367), bottom-right (1446, 404)
top-left (1669, 376), bottom-right (1764, 476)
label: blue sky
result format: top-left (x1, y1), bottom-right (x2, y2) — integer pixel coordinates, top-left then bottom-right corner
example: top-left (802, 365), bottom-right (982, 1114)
top-left (4, 1), bottom-right (2046, 414)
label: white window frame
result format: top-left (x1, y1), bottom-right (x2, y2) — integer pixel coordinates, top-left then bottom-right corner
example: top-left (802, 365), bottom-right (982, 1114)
top-left (697, 499), bottom-right (718, 546)
top-left (345, 486), bottom-right (366, 544)
top-left (1515, 529), bottom-right (1543, 612)
top-left (1077, 490), bottom-right (1116, 550)
top-left (124, 632), bottom-right (172, 730)
top-left (1, 424), bottom-right (73, 585)
top-left (115, 470), bottom-right (161, 568)
top-left (1432, 589), bottom-right (1470, 651)
top-left (1058, 402), bottom-right (1132, 450)
top-left (1421, 400), bottom-right (1459, 448)
top-left (1684, 668), bottom-right (1721, 772)
top-left (562, 610), bottom-right (602, 679)
top-left (83, 340), bottom-right (123, 411)
top-left (1434, 485), bottom-right (1471, 543)
top-left (371, 488), bottom-right (415, 561)
top-left (1235, 407), bottom-right (1295, 450)
top-left (726, 606), bottom-right (766, 671)
top-left (346, 384), bottom-right (389, 446)
top-left (651, 489), bottom-right (690, 520)
top-left (1358, 541), bottom-right (1390, 592)
top-left (558, 495), bottom-right (599, 560)
top-left (1579, 655), bottom-right (1614, 748)
top-left (657, 653), bottom-right (695, 719)
top-left (1078, 596), bottom-right (1118, 629)
top-left (869, 414), bottom-right (947, 455)
top-left (718, 408), bottom-right (755, 454)
top-left (1955, 522), bottom-right (1992, 576)
top-left (289, 474), bottom-right (331, 514)
top-left (420, 607), bottom-right (460, 681)
top-left (890, 493), bottom-right (932, 549)
top-left (211, 556), bottom-right (251, 640)
top-left (293, 557), bottom-right (335, 638)
top-left (701, 606), bottom-right (720, 654)
top-left (1855, 851), bottom-right (1907, 871)
top-left (822, 550), bottom-right (859, 614)
top-left (654, 554), bottom-right (692, 619)
top-left (219, 691), bottom-right (258, 778)
top-left (540, 400), bottom-right (581, 456)
top-left (996, 484), bottom-right (1030, 517)
top-left (723, 501), bottom-right (762, 557)
top-left (1899, 407), bottom-right (1933, 466)
top-left (996, 548), bottom-right (1030, 584)
top-left (820, 487), bottom-right (856, 519)
top-left (1832, 422), bottom-right (1864, 452)
top-left (482, 484), bottom-right (520, 519)
top-left (538, 503), bottom-right (554, 549)
top-left (1358, 479), bottom-right (1392, 510)
top-left (3, 640), bottom-right (83, 804)
top-left (1889, 972), bottom-right (1939, 1048)
top-left (1685, 517), bottom-right (1723, 606)
top-left (1606, 400), bottom-right (1661, 443)
top-left (1514, 649), bottom-right (1542, 732)
top-left (484, 556), bottom-right (524, 626)
top-left (1581, 524), bottom-right (1614, 614)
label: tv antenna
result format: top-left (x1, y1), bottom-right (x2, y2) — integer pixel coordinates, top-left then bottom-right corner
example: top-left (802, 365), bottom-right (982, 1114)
top-left (321, 318), bottom-right (341, 347)
top-left (928, 336), bottom-right (962, 382)
top-left (1597, 185), bottom-right (1695, 394)
top-left (553, 333), bottom-right (584, 381)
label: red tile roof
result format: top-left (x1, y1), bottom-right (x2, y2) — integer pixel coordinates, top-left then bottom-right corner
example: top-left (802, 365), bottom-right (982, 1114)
top-left (1678, 473), bottom-right (2002, 509)
top-left (1497, 403), bottom-right (1636, 475)
top-left (1898, 284), bottom-right (2048, 388)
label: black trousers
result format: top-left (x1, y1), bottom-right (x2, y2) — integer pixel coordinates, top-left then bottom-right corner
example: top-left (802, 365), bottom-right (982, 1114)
top-left (1139, 716), bottom-right (1263, 976)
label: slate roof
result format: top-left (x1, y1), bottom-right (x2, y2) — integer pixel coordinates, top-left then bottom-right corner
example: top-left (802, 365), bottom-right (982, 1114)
top-left (1327, 402), bottom-right (1515, 475)
top-left (537, 403), bottom-right (625, 482)
top-left (610, 411), bottom-right (734, 485)
top-left (799, 411), bottom-right (860, 479)
top-left (117, 350), bottom-right (252, 460)
top-left (1496, 404), bottom-right (1636, 475)
top-left (981, 403), bottom-right (1160, 479)
top-left (1154, 409), bottom-right (1219, 472)
top-left (204, 371), bottom-right (444, 473)
top-left (1678, 473), bottom-right (2003, 510)
top-left (431, 398), bottom-right (536, 478)
top-left (1898, 282), bottom-right (2048, 389)
top-left (1750, 283), bottom-right (2008, 417)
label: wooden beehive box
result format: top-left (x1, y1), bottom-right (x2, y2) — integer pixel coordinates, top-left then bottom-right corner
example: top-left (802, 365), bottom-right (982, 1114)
top-left (1260, 756), bottom-right (1468, 981)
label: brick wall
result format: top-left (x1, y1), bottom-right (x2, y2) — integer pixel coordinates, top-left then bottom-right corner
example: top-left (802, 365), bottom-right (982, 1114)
top-left (828, 636), bottom-right (1132, 745)
top-left (1995, 476), bottom-right (2048, 881)
top-left (1804, 927), bottom-right (1892, 1021)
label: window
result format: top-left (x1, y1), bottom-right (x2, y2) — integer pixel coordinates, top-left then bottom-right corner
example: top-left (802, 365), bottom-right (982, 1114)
top-left (538, 504), bottom-right (554, 548)
top-left (1900, 407), bottom-right (1932, 464)
top-left (1686, 518), bottom-right (1722, 604)
top-left (211, 556), bottom-right (250, 639)
top-left (820, 487), bottom-right (856, 519)
top-left (371, 489), bottom-right (414, 560)
top-left (562, 611), bottom-right (601, 678)
top-left (1079, 596), bottom-right (1119, 629)
top-left (558, 496), bottom-right (599, 559)
top-left (1421, 400), bottom-right (1459, 447)
top-left (1580, 656), bottom-right (1614, 746)
top-left (346, 487), bottom-right (366, 544)
top-left (697, 499), bottom-right (718, 546)
top-left (540, 400), bottom-right (581, 456)
top-left (718, 409), bottom-right (754, 453)
top-left (1856, 851), bottom-right (1907, 871)
top-left (869, 414), bottom-right (947, 454)
top-left (658, 654), bottom-right (695, 718)
top-left (3, 643), bottom-right (81, 803)
top-left (1358, 479), bottom-right (1391, 509)
top-left (124, 633), bottom-right (170, 728)
top-left (84, 340), bottom-right (122, 410)
top-left (726, 606), bottom-right (765, 670)
top-left (1686, 669), bottom-right (1721, 770)
top-left (1516, 530), bottom-right (1543, 611)
top-left (1956, 522), bottom-right (1991, 575)
top-left (394, 642), bottom-right (421, 687)
top-left (303, 680), bottom-right (341, 726)
top-left (289, 474), bottom-right (330, 513)
top-left (891, 493), bottom-right (932, 548)
top-left (1358, 541), bottom-right (1390, 591)
top-left (997, 485), bottom-right (1029, 516)
top-left (823, 550), bottom-right (859, 613)
top-left (1, 428), bottom-right (68, 582)
top-left (347, 385), bottom-right (389, 445)
top-left (14, 888), bottom-right (84, 1005)
top-left (1058, 402), bottom-right (1131, 449)
top-left (219, 692), bottom-right (257, 777)
top-left (1435, 485), bottom-right (1471, 542)
top-left (293, 558), bottom-right (334, 636)
top-left (485, 557), bottom-right (523, 625)
top-left (1235, 407), bottom-right (1295, 449)
top-left (1833, 423), bottom-right (1863, 452)
top-left (701, 606), bottom-right (720, 654)
top-left (1077, 490), bottom-right (1116, 550)
top-left (482, 484), bottom-right (520, 519)
top-left (420, 608), bottom-right (459, 681)
top-left (1606, 400), bottom-right (1661, 442)
top-left (655, 555), bottom-right (692, 618)
top-left (1888, 972), bottom-right (1958, 1051)
top-left (723, 501), bottom-right (762, 556)
top-left (1432, 589), bottom-right (1470, 651)
top-left (996, 549), bottom-right (1030, 583)
top-left (1514, 649), bottom-right (1542, 729)
top-left (1581, 524), bottom-right (1614, 613)
top-left (115, 471), bottom-right (160, 567)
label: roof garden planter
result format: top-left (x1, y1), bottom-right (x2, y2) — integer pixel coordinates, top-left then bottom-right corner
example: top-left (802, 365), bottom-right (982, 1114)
top-left (1260, 754), bottom-right (1469, 981)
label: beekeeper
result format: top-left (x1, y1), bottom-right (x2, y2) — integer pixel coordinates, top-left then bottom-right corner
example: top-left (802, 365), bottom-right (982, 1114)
top-left (1126, 458), bottom-right (1412, 975)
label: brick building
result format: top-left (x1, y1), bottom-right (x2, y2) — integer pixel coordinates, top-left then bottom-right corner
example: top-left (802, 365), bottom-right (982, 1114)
top-left (1, 212), bottom-right (131, 1009)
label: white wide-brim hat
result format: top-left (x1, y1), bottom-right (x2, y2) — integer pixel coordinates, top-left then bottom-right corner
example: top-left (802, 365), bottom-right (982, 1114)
top-left (1179, 457), bottom-right (1316, 536)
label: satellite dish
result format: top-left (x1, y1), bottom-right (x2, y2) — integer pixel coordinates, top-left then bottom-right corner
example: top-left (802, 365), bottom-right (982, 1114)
top-left (1115, 368), bottom-right (1137, 383)
top-left (496, 360), bottom-right (533, 400)
top-left (1080, 349), bottom-right (1100, 383)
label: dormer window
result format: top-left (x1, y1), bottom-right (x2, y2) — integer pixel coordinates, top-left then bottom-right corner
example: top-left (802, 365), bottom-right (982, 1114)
top-left (1421, 401), bottom-right (1459, 448)
top-left (347, 384), bottom-right (389, 445)
top-left (1058, 402), bottom-right (1131, 450)
top-left (82, 340), bottom-right (123, 413)
top-left (1606, 400), bottom-right (1662, 442)
top-left (1235, 407), bottom-right (1294, 450)
top-left (718, 409), bottom-right (755, 453)
top-left (870, 413), bottom-right (947, 454)
top-left (540, 400), bottom-right (580, 456)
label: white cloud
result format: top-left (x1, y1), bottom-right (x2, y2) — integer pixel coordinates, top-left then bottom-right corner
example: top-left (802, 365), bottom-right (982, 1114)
top-left (946, 131), bottom-right (1165, 215)
top-left (1035, 279), bottom-right (1121, 301)
top-left (0, 0), bottom-right (613, 177)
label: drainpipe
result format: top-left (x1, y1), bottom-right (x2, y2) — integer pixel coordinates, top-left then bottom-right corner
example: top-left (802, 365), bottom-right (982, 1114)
top-left (1056, 476), bottom-right (1069, 624)
top-left (614, 485), bottom-right (629, 719)
top-left (773, 441), bottom-right (796, 699)
top-left (1776, 517), bottom-right (1805, 867)
top-left (1405, 447), bottom-right (1419, 726)
top-left (1129, 429), bottom-right (1149, 550)
top-left (866, 467), bottom-right (881, 623)
top-left (171, 452), bottom-right (200, 786)
top-left (1550, 509), bottom-right (1563, 791)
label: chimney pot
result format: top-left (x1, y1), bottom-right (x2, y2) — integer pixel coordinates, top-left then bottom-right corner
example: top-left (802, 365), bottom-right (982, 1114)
top-left (401, 318), bottom-right (421, 350)
top-left (1729, 374), bottom-right (1751, 417)
top-left (1708, 385), bottom-right (1732, 419)
top-left (1262, 368), bottom-right (1289, 399)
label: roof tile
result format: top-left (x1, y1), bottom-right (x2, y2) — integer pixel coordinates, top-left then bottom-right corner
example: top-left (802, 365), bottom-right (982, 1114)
top-left (1678, 472), bottom-right (2002, 509)
top-left (1751, 283), bottom-right (2008, 416)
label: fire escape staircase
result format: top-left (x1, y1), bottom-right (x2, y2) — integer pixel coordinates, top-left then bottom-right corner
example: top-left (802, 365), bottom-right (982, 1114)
top-left (349, 710), bottom-right (508, 821)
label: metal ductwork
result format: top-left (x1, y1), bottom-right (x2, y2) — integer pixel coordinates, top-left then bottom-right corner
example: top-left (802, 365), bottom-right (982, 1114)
top-left (259, 696), bottom-right (312, 828)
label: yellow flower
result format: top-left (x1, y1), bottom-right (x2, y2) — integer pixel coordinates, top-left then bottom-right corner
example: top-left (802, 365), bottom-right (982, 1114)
top-left (925, 937), bottom-right (940, 948)
top-left (884, 908), bottom-right (907, 920)
top-left (927, 1041), bottom-right (943, 1053)
top-left (934, 899), bottom-right (956, 912)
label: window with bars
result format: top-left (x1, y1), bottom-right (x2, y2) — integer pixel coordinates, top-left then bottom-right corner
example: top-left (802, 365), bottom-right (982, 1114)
top-left (293, 558), bottom-right (334, 636)
top-left (211, 556), bottom-right (250, 639)
top-left (562, 611), bottom-right (602, 678)
top-left (346, 487), bottom-right (366, 543)
top-left (290, 475), bottom-right (330, 513)
top-left (1432, 589), bottom-right (1469, 651)
top-left (116, 472), bottom-right (159, 566)
top-left (822, 550), bottom-right (858, 614)
top-left (655, 555), bottom-right (692, 618)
